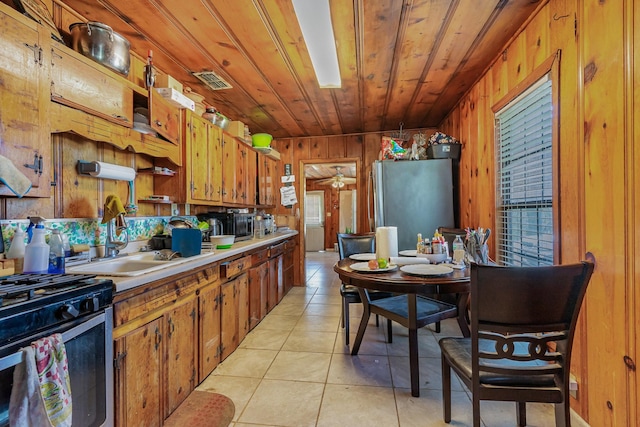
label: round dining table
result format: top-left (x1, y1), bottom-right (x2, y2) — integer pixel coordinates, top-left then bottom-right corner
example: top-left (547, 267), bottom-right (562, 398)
top-left (334, 258), bottom-right (471, 397)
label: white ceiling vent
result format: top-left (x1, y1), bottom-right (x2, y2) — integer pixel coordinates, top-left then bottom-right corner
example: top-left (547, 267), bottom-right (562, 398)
top-left (192, 71), bottom-right (233, 90)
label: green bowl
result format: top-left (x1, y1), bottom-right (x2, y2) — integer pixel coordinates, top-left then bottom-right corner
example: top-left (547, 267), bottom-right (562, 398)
top-left (252, 133), bottom-right (273, 147)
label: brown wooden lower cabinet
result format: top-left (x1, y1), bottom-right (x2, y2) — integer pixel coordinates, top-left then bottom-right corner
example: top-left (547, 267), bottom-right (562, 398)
top-left (198, 281), bottom-right (221, 382)
top-left (112, 238), bottom-right (296, 427)
top-left (115, 317), bottom-right (163, 427)
top-left (164, 296), bottom-right (197, 418)
top-left (248, 255), bottom-right (269, 330)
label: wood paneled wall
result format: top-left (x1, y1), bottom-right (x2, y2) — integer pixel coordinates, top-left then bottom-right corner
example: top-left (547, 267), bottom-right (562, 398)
top-left (440, 1), bottom-right (638, 424)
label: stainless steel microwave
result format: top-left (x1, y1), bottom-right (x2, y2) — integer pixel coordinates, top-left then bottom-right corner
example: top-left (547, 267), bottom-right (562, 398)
top-left (199, 212), bottom-right (254, 241)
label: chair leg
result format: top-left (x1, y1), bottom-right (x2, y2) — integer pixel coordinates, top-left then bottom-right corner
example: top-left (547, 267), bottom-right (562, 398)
top-left (554, 401), bottom-right (570, 427)
top-left (516, 402), bottom-right (526, 426)
top-left (435, 321), bottom-right (441, 333)
top-left (341, 298), bottom-right (346, 328)
top-left (375, 313), bottom-right (379, 326)
top-left (441, 355), bottom-right (452, 423)
top-left (386, 318), bottom-right (392, 343)
top-left (344, 301), bottom-right (350, 346)
top-left (472, 396), bottom-right (481, 427)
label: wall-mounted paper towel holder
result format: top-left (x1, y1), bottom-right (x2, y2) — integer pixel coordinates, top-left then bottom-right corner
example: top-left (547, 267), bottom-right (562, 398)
top-left (77, 161), bottom-right (137, 181)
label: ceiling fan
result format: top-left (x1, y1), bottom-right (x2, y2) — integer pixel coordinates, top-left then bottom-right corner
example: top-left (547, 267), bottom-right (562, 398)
top-left (316, 166), bottom-right (356, 188)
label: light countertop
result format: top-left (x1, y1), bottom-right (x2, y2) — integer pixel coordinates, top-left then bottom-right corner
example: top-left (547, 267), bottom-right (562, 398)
top-left (92, 231), bottom-right (297, 293)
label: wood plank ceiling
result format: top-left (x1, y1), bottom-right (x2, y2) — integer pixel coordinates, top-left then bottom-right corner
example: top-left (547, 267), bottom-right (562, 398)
top-left (55, 0), bottom-right (541, 139)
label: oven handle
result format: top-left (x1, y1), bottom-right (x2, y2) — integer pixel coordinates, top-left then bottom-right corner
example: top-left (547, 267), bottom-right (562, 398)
top-left (0, 310), bottom-right (108, 371)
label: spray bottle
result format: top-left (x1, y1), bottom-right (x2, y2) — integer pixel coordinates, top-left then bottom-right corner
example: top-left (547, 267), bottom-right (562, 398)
top-left (6, 226), bottom-right (26, 274)
top-left (23, 216), bottom-right (49, 274)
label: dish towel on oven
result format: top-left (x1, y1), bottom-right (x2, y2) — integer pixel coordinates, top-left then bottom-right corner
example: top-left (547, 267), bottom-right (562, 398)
top-left (9, 333), bottom-right (72, 427)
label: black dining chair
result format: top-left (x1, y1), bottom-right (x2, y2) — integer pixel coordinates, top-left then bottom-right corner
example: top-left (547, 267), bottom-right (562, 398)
top-left (439, 261), bottom-right (594, 427)
top-left (337, 233), bottom-right (393, 345)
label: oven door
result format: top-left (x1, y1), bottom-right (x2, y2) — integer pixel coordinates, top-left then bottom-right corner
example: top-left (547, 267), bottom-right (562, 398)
top-left (0, 307), bottom-right (113, 427)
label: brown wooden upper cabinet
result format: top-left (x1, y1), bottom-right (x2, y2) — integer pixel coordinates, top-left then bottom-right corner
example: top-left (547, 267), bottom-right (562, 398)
top-left (50, 44), bottom-right (134, 127)
top-left (0, 4), bottom-right (51, 197)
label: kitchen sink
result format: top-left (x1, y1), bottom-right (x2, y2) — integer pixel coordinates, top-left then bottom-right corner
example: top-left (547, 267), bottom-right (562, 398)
top-left (67, 251), bottom-right (214, 277)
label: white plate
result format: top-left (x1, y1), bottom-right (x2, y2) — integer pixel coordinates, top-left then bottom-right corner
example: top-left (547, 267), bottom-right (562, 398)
top-left (440, 263), bottom-right (467, 270)
top-left (399, 249), bottom-right (417, 257)
top-left (400, 264), bottom-right (454, 276)
top-left (349, 253), bottom-right (376, 261)
top-left (350, 262), bottom-right (398, 273)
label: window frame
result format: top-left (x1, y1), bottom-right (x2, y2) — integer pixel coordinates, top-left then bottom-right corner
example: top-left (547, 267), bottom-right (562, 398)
top-left (491, 52), bottom-right (561, 266)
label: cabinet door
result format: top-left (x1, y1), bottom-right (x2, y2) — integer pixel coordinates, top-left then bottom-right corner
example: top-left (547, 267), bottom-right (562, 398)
top-left (50, 45), bottom-right (133, 127)
top-left (248, 262), bottom-right (268, 329)
top-left (165, 297), bottom-right (197, 417)
top-left (186, 113), bottom-right (210, 203)
top-left (267, 257), bottom-right (279, 313)
top-left (114, 318), bottom-right (163, 427)
top-left (236, 141), bottom-right (247, 204)
top-left (149, 90), bottom-right (181, 145)
top-left (220, 279), bottom-right (238, 360)
top-left (283, 243), bottom-right (295, 294)
top-left (275, 254), bottom-right (285, 303)
top-left (222, 134), bottom-right (237, 203)
top-left (209, 125), bottom-right (223, 203)
top-left (0, 7), bottom-right (50, 197)
top-left (236, 272), bottom-right (250, 342)
top-left (245, 147), bottom-right (257, 205)
top-left (199, 282), bottom-right (221, 381)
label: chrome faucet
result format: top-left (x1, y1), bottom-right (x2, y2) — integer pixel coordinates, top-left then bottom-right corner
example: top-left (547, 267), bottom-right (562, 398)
top-left (104, 214), bottom-right (129, 258)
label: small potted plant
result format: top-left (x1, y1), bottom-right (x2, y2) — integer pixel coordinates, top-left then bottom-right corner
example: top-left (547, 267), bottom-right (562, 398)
top-left (427, 131), bottom-right (461, 160)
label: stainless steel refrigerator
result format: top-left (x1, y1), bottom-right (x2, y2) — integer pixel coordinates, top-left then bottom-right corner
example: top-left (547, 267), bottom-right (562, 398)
top-left (371, 159), bottom-right (455, 251)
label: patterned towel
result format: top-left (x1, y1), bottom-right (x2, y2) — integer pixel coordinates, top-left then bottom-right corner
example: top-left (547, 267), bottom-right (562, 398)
top-left (9, 333), bottom-right (72, 427)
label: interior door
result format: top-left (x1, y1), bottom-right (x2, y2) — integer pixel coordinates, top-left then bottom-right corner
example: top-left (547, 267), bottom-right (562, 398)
top-left (339, 190), bottom-right (357, 233)
top-left (305, 191), bottom-right (325, 251)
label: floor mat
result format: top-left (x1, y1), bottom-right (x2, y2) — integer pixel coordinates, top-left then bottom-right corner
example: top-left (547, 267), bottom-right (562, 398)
top-left (164, 391), bottom-right (235, 427)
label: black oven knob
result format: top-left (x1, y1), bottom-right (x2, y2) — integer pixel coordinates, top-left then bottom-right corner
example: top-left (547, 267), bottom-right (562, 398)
top-left (81, 297), bottom-right (100, 313)
top-left (58, 303), bottom-right (80, 319)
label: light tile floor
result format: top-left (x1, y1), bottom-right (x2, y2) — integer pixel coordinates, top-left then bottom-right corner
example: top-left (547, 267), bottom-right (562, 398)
top-left (198, 251), bottom-right (556, 427)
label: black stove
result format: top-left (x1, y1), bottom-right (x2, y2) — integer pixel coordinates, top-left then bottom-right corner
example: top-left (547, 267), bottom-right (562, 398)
top-left (0, 273), bottom-right (113, 349)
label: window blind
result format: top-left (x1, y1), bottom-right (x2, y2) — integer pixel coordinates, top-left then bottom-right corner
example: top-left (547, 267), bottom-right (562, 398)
top-left (495, 77), bottom-right (553, 266)
top-left (305, 192), bottom-right (323, 225)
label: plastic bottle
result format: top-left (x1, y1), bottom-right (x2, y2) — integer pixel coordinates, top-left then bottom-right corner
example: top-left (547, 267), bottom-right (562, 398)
top-left (6, 227), bottom-right (26, 274)
top-left (432, 234), bottom-right (442, 254)
top-left (23, 226), bottom-right (50, 274)
top-left (452, 235), bottom-right (465, 263)
top-left (48, 229), bottom-right (65, 274)
top-left (416, 233), bottom-right (423, 253)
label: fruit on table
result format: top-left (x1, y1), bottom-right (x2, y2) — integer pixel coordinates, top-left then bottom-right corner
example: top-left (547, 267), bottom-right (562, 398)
top-left (368, 259), bottom-right (379, 270)
top-left (377, 258), bottom-right (388, 269)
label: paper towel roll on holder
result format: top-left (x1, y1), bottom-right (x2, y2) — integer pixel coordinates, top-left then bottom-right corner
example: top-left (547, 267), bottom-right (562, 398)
top-left (77, 161), bottom-right (137, 181)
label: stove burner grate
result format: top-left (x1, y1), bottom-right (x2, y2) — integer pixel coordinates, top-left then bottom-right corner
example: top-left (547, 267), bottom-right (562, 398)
top-left (0, 273), bottom-right (98, 306)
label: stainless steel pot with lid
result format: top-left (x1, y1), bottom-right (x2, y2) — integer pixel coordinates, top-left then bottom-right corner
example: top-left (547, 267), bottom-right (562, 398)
top-left (69, 22), bottom-right (131, 75)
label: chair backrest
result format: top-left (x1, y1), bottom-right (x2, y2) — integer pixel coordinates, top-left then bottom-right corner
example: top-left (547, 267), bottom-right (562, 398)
top-left (337, 233), bottom-right (375, 260)
top-left (470, 262), bottom-right (594, 377)
top-left (437, 226), bottom-right (467, 253)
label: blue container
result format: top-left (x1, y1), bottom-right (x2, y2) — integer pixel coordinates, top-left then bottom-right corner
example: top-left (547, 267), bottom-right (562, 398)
top-left (171, 228), bottom-right (202, 257)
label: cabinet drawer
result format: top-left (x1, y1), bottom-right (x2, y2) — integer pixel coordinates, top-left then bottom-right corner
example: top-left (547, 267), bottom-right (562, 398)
top-left (149, 90), bottom-right (181, 145)
top-left (284, 239), bottom-right (296, 252)
top-left (269, 242), bottom-right (285, 258)
top-left (251, 248), bottom-right (269, 265)
top-left (221, 255), bottom-right (251, 279)
top-left (50, 45), bottom-right (133, 126)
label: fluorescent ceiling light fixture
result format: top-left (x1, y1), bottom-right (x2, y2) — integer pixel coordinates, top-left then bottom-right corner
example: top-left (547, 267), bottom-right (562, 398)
top-left (292, 0), bottom-right (341, 88)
